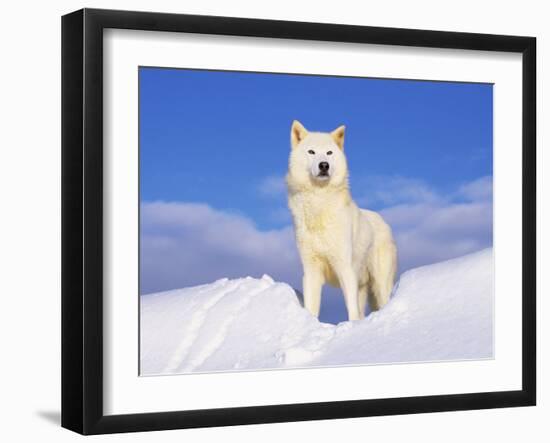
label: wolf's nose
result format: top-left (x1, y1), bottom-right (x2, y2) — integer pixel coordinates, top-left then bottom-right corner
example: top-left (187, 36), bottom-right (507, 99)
top-left (319, 162), bottom-right (329, 172)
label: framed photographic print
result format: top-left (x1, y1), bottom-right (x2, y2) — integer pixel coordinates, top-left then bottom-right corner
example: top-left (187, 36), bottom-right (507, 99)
top-left (61, 8), bottom-right (536, 435)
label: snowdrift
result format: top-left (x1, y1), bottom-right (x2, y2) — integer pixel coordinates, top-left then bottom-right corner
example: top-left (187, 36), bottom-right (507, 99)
top-left (140, 248), bottom-right (493, 375)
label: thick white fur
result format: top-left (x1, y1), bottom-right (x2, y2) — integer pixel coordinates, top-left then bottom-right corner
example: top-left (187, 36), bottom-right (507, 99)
top-left (286, 120), bottom-right (397, 321)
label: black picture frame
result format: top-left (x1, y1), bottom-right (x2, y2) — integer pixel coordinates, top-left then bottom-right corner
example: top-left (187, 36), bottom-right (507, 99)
top-left (61, 8), bottom-right (536, 435)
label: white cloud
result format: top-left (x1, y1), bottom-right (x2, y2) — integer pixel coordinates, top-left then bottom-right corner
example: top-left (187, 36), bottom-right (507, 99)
top-left (140, 202), bottom-right (301, 294)
top-left (456, 175), bottom-right (493, 202)
top-left (378, 175), bottom-right (493, 272)
top-left (258, 175), bottom-right (287, 198)
top-left (356, 175), bottom-right (441, 207)
top-left (382, 200), bottom-right (492, 272)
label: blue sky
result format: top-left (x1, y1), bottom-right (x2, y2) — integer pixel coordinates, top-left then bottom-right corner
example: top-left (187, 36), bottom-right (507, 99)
top-left (140, 67), bottom-right (493, 323)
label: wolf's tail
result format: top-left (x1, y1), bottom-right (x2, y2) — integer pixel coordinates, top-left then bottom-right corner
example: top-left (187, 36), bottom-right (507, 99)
top-left (368, 239), bottom-right (397, 311)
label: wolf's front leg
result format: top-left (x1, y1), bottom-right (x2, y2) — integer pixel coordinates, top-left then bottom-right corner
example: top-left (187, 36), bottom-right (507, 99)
top-left (302, 267), bottom-right (324, 318)
top-left (336, 266), bottom-right (361, 321)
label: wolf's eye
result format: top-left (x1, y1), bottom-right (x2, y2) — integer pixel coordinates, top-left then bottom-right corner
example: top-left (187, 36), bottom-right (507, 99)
top-left (327, 151), bottom-right (333, 155)
top-left (308, 150), bottom-right (315, 155)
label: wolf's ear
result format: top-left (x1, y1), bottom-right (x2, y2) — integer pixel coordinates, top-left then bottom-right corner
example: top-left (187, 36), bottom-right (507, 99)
top-left (331, 125), bottom-right (346, 150)
top-left (291, 120), bottom-right (308, 149)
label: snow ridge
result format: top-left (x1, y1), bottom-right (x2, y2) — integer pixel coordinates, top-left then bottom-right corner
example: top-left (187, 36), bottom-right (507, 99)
top-left (141, 249), bottom-right (493, 375)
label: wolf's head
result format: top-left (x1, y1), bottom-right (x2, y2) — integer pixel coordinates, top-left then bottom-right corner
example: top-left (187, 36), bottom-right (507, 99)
top-left (286, 120), bottom-right (348, 191)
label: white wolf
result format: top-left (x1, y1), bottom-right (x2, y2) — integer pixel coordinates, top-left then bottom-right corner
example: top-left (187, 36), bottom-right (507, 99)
top-left (286, 120), bottom-right (397, 321)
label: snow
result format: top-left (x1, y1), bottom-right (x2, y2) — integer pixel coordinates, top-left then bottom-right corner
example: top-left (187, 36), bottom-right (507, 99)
top-left (140, 248), bottom-right (493, 375)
